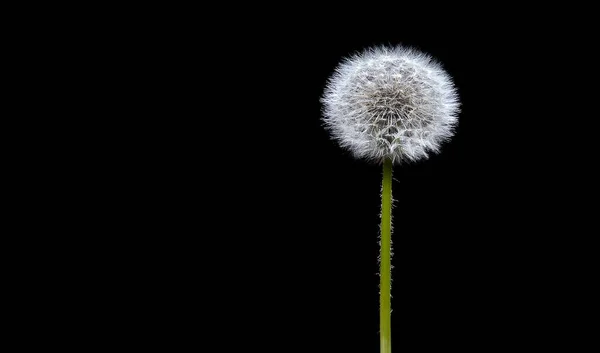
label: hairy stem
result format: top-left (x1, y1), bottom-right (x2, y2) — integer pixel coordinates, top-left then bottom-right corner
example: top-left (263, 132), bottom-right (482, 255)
top-left (380, 158), bottom-right (393, 353)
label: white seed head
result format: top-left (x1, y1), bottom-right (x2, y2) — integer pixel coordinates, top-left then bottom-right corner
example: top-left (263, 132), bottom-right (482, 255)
top-left (321, 46), bottom-right (460, 164)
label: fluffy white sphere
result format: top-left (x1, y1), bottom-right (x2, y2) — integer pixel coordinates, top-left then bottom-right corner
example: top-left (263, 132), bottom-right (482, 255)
top-left (321, 46), bottom-right (460, 164)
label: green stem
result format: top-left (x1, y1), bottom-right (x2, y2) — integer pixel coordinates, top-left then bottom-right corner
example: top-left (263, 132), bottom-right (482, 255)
top-left (380, 158), bottom-right (393, 353)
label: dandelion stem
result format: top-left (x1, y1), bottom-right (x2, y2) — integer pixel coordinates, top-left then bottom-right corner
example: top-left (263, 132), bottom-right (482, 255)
top-left (380, 158), bottom-right (393, 353)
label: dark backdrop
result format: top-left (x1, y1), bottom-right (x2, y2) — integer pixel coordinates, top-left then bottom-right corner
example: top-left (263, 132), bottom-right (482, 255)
top-left (108, 9), bottom-right (593, 351)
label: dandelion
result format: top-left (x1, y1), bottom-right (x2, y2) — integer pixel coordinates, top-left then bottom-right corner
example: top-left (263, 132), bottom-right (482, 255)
top-left (321, 45), bottom-right (460, 353)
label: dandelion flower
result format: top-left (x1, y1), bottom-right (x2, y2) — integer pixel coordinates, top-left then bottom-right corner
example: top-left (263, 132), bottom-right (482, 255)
top-left (321, 45), bottom-right (460, 353)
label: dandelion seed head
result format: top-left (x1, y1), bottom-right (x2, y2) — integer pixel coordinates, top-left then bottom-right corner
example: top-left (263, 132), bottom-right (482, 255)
top-left (321, 46), bottom-right (460, 164)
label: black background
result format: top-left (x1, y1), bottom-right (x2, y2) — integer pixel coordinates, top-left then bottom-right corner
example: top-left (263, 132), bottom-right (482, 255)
top-left (7, 4), bottom-right (597, 351)
top-left (99, 8), bottom-right (596, 351)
